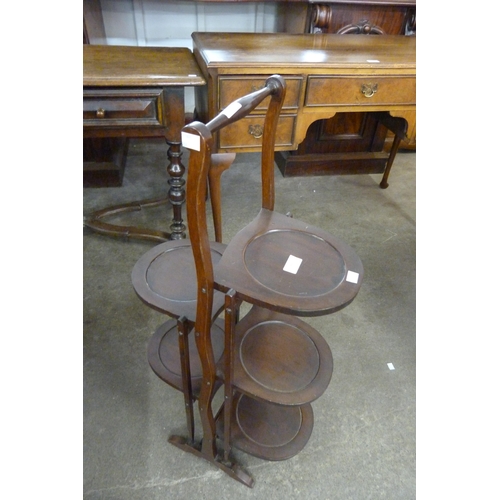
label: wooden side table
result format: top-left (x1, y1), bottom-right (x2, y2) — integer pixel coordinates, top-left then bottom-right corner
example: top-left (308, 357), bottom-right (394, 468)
top-left (83, 45), bottom-right (205, 241)
top-left (279, 0), bottom-right (416, 167)
top-left (192, 32), bottom-right (415, 188)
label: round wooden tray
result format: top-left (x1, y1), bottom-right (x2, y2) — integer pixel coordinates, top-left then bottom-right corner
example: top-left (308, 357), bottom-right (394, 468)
top-left (245, 229), bottom-right (346, 297)
top-left (217, 392), bottom-right (314, 461)
top-left (148, 318), bottom-right (225, 397)
top-left (232, 306), bottom-right (333, 406)
top-left (215, 209), bottom-right (363, 316)
top-left (131, 239), bottom-right (226, 320)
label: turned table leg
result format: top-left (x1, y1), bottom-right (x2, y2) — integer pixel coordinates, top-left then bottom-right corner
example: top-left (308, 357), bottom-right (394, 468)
top-left (167, 140), bottom-right (186, 239)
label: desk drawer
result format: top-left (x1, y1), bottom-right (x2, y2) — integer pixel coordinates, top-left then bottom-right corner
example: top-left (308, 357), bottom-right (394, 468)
top-left (83, 89), bottom-right (164, 127)
top-left (219, 76), bottom-right (302, 111)
top-left (306, 76), bottom-right (415, 107)
top-left (219, 115), bottom-right (295, 150)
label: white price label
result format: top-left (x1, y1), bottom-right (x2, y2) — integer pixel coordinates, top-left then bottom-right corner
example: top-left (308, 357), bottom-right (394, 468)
top-left (283, 255), bottom-right (303, 274)
top-left (222, 101), bottom-right (242, 119)
top-left (346, 271), bottom-right (359, 284)
top-left (181, 131), bottom-right (200, 151)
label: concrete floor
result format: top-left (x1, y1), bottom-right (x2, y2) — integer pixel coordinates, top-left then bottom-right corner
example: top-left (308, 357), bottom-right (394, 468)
top-left (83, 139), bottom-right (416, 499)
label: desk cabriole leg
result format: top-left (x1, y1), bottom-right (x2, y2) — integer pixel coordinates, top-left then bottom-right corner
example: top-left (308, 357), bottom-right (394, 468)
top-left (378, 113), bottom-right (408, 189)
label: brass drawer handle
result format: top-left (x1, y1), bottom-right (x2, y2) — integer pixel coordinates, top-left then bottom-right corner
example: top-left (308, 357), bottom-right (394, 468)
top-left (248, 124), bottom-right (263, 139)
top-left (96, 108), bottom-right (106, 118)
top-left (361, 83), bottom-right (378, 98)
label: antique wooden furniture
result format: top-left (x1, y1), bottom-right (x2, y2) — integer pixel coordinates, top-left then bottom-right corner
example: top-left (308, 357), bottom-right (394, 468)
top-left (83, 44), bottom-right (205, 240)
top-left (158, 75), bottom-right (363, 487)
top-left (131, 150), bottom-right (235, 441)
top-left (293, 0), bottom-right (416, 36)
top-left (192, 31), bottom-right (415, 187)
top-left (281, 0), bottom-right (416, 173)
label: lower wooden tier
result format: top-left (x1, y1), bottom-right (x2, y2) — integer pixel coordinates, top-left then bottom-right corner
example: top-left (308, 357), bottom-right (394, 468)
top-left (147, 318), bottom-right (225, 397)
top-left (216, 392), bottom-right (314, 461)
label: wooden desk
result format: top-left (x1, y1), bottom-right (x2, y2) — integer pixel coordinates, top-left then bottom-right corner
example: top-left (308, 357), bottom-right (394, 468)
top-left (192, 32), bottom-right (415, 187)
top-left (83, 45), bottom-right (205, 240)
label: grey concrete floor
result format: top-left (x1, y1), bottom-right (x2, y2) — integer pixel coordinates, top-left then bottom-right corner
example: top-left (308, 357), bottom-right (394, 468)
top-left (83, 139), bottom-right (416, 499)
